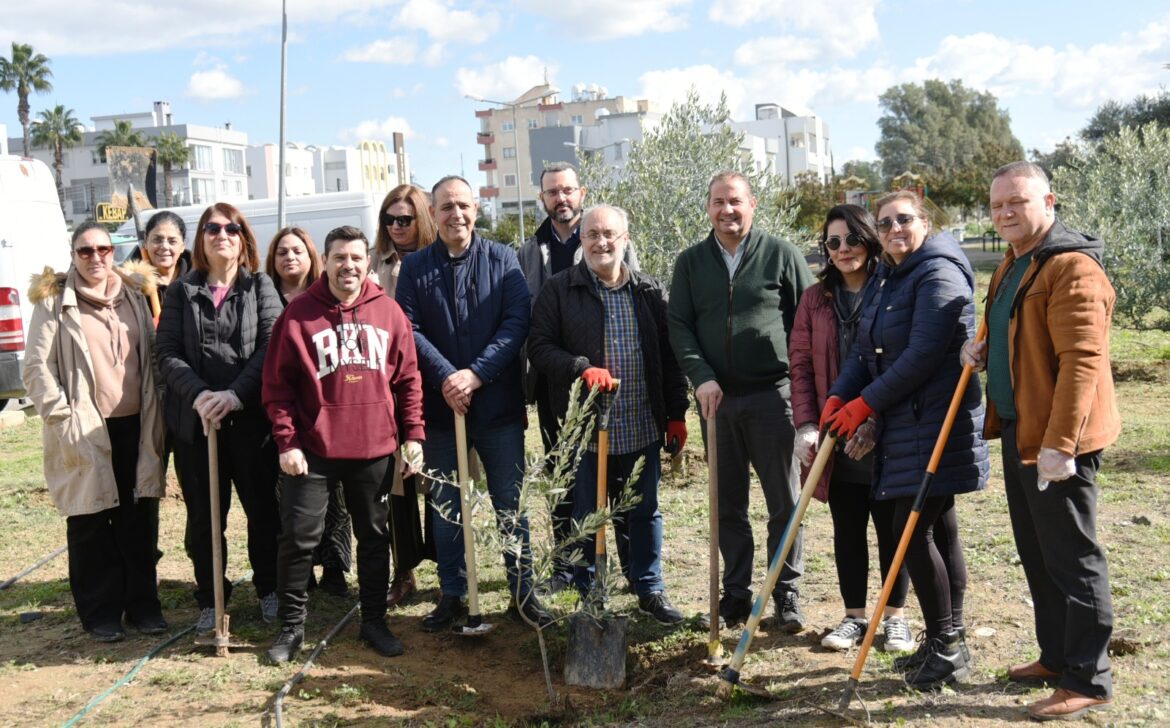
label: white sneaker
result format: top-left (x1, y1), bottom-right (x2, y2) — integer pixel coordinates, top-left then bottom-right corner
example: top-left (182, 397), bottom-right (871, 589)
top-left (822, 616), bottom-right (867, 651)
top-left (882, 616), bottom-right (915, 653)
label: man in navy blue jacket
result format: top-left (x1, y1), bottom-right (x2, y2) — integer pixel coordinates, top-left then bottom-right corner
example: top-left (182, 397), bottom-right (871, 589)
top-left (396, 175), bottom-right (550, 630)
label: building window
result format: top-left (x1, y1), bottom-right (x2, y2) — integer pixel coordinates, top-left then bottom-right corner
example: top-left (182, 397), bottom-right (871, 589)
top-left (235, 180), bottom-right (244, 195)
top-left (192, 178), bottom-right (214, 204)
top-left (501, 120), bottom-right (514, 132)
top-left (504, 173), bottom-right (517, 187)
top-left (502, 147), bottom-right (516, 159)
top-left (190, 144), bottom-right (214, 171)
top-left (527, 119), bottom-right (538, 129)
top-left (223, 148), bottom-right (244, 174)
top-left (570, 114), bottom-right (583, 125)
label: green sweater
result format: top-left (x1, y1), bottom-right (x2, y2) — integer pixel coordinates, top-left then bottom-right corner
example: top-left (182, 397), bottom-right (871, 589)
top-left (667, 227), bottom-right (814, 393)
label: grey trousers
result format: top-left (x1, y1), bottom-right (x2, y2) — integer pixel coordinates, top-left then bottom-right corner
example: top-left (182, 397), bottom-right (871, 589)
top-left (714, 383), bottom-right (802, 601)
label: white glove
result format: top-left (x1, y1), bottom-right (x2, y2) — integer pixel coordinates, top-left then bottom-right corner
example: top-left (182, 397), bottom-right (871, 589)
top-left (1037, 447), bottom-right (1075, 483)
top-left (794, 424), bottom-right (818, 468)
top-left (960, 337), bottom-right (987, 371)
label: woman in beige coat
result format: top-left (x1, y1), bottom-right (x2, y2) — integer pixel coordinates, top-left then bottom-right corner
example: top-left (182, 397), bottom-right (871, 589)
top-left (23, 221), bottom-right (167, 642)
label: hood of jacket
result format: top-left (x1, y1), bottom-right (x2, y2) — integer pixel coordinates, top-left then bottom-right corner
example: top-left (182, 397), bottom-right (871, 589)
top-left (884, 231), bottom-right (975, 289)
top-left (1034, 218), bottom-right (1104, 266)
top-left (28, 260), bottom-right (158, 305)
top-left (306, 273), bottom-right (385, 312)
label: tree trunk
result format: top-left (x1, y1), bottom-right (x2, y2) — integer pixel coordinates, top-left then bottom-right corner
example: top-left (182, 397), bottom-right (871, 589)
top-left (18, 91), bottom-right (30, 157)
top-left (53, 142), bottom-right (65, 214)
top-left (163, 162), bottom-right (173, 207)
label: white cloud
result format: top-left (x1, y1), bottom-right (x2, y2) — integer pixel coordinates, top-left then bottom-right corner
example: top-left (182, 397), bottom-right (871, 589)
top-left (637, 65), bottom-right (748, 114)
top-left (343, 37), bottom-right (419, 64)
top-left (455, 55), bottom-right (556, 101)
top-left (520, 0), bottom-right (690, 41)
top-left (186, 67), bottom-right (248, 101)
top-left (712, 0), bottom-right (879, 57)
top-left (434, 136), bottom-right (450, 148)
top-left (395, 0), bottom-right (499, 44)
top-left (733, 36), bottom-right (824, 66)
top-left (339, 116), bottom-right (415, 143)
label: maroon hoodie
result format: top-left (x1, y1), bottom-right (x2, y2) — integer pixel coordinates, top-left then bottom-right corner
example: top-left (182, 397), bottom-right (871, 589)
top-left (263, 276), bottom-right (424, 460)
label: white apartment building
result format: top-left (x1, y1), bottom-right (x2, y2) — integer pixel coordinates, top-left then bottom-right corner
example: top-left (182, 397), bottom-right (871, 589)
top-left (730, 103), bottom-right (833, 184)
top-left (247, 136), bottom-right (410, 201)
top-left (8, 101), bottom-right (250, 225)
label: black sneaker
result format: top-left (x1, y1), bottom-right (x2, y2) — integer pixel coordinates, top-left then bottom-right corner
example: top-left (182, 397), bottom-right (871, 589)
top-left (905, 630), bottom-right (970, 690)
top-left (699, 593), bottom-right (752, 630)
top-left (774, 589), bottom-right (805, 633)
top-left (267, 625), bottom-right (304, 664)
top-left (88, 623), bottom-right (126, 643)
top-left (421, 595), bottom-right (468, 633)
top-left (638, 591), bottom-right (685, 626)
top-left (359, 620), bottom-right (404, 657)
top-left (538, 572), bottom-right (573, 597)
top-left (129, 614), bottom-right (170, 635)
top-left (894, 629), bottom-right (930, 672)
top-left (508, 595), bottom-right (554, 629)
top-left (319, 567), bottom-right (349, 597)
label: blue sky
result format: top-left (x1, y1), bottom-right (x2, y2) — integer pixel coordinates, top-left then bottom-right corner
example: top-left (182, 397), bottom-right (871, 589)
top-left (3, 1), bottom-right (1168, 190)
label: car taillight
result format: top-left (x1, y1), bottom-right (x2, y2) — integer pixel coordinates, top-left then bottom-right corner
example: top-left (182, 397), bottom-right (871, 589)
top-left (0, 288), bottom-right (24, 352)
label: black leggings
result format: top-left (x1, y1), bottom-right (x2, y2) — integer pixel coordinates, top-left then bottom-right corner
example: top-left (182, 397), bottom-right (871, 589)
top-left (827, 477), bottom-right (908, 611)
top-left (892, 494), bottom-right (967, 637)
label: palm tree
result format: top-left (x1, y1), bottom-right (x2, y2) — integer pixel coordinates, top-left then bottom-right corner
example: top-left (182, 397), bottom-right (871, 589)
top-left (152, 132), bottom-right (191, 206)
top-left (30, 104), bottom-right (82, 210)
top-left (94, 119), bottom-right (147, 162)
top-left (0, 42), bottom-right (54, 157)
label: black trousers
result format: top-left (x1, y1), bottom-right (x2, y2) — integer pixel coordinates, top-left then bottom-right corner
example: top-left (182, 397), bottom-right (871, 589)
top-left (1002, 420), bottom-right (1113, 699)
top-left (892, 494), bottom-right (967, 638)
top-left (66, 415), bottom-right (162, 630)
top-left (173, 413), bottom-right (279, 609)
top-left (312, 482), bottom-right (353, 572)
top-left (827, 476), bottom-right (908, 611)
top-left (277, 452), bottom-right (394, 625)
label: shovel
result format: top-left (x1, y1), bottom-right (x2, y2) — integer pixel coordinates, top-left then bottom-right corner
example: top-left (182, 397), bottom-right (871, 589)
top-left (453, 412), bottom-right (493, 636)
top-left (717, 430), bottom-right (836, 698)
top-left (703, 415), bottom-right (726, 669)
top-left (193, 427), bottom-right (249, 655)
top-left (590, 379), bottom-right (621, 606)
top-left (837, 321), bottom-right (987, 710)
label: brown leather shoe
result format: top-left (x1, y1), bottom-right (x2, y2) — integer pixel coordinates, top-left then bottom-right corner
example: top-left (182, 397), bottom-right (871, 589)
top-left (1008, 659), bottom-right (1062, 684)
top-left (1027, 687), bottom-right (1111, 721)
top-left (386, 570), bottom-right (416, 607)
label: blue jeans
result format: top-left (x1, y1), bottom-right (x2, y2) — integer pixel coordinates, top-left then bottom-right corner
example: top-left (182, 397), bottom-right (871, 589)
top-left (572, 442), bottom-right (664, 597)
top-left (424, 420), bottom-right (531, 599)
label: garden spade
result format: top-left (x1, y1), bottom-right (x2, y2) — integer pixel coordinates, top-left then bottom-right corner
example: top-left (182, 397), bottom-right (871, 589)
top-left (703, 415), bottom-right (726, 669)
top-left (590, 379), bottom-right (621, 607)
top-left (454, 412), bottom-right (493, 637)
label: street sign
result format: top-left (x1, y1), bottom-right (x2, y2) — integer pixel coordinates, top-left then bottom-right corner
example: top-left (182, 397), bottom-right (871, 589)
top-left (95, 202), bottom-right (128, 223)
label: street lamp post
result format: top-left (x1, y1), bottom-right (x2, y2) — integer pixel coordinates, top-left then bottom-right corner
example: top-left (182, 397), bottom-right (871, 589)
top-left (466, 94), bottom-right (525, 242)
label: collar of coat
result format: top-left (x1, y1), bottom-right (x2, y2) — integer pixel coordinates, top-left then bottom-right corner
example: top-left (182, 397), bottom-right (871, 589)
top-left (28, 258), bottom-right (158, 305)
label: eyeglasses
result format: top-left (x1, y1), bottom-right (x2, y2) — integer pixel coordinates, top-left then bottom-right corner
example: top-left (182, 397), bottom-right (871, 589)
top-left (541, 186), bottom-right (579, 199)
top-left (75, 245), bottom-right (114, 259)
top-left (381, 214), bottom-right (415, 228)
top-left (876, 214), bottom-right (919, 234)
top-left (584, 229), bottom-right (626, 243)
top-left (825, 234), bottom-right (866, 252)
top-left (203, 222), bottom-right (242, 236)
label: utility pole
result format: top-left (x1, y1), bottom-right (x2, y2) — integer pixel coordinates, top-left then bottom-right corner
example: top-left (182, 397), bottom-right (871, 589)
top-left (277, 0), bottom-right (288, 228)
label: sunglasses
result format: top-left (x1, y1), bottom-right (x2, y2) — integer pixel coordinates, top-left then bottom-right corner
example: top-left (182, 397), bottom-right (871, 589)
top-left (825, 234), bottom-right (866, 251)
top-left (203, 222), bottom-right (243, 236)
top-left (876, 214), bottom-right (919, 234)
top-left (75, 245), bottom-right (114, 259)
top-left (381, 214), bottom-right (415, 228)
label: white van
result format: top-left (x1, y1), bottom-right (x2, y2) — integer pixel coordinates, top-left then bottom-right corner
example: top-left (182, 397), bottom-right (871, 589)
top-left (0, 156), bottom-right (72, 408)
top-left (113, 190), bottom-right (383, 261)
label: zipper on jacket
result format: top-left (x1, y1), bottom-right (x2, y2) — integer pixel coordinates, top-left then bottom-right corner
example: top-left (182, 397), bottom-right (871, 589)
top-left (725, 279), bottom-right (734, 374)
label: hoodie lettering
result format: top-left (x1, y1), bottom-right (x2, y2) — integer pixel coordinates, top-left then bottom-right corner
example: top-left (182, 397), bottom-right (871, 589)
top-left (312, 324), bottom-right (390, 379)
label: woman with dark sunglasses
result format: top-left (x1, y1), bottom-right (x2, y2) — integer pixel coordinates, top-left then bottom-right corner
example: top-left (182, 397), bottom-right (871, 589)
top-left (820, 191), bottom-right (988, 690)
top-left (370, 184), bottom-right (437, 606)
top-left (157, 203), bottom-right (283, 635)
top-left (790, 204), bottom-right (915, 656)
top-left (23, 222), bottom-right (168, 641)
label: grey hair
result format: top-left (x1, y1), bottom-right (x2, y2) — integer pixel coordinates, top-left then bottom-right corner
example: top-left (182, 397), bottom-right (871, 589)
top-left (992, 161), bottom-right (1051, 192)
top-left (580, 204), bottom-right (629, 232)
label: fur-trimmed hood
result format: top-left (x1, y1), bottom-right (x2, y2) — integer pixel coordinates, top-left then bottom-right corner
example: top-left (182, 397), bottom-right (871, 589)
top-left (28, 259), bottom-right (159, 305)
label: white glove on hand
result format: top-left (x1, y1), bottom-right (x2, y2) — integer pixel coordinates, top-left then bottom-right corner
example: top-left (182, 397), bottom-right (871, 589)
top-left (1037, 447), bottom-right (1076, 483)
top-left (794, 424), bottom-right (818, 468)
top-left (960, 337), bottom-right (987, 371)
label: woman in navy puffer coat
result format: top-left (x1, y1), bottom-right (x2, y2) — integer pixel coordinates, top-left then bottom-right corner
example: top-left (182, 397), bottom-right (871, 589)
top-left (823, 190), bottom-right (989, 690)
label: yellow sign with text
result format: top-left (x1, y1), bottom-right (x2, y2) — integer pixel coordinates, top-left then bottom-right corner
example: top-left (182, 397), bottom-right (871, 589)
top-left (95, 202), bottom-right (128, 223)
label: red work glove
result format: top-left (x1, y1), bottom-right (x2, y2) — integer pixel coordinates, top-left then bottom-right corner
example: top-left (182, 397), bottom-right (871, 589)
top-left (665, 420), bottom-right (687, 454)
top-left (819, 395), bottom-right (845, 430)
top-left (581, 367), bottom-right (615, 392)
top-left (825, 396), bottom-right (875, 440)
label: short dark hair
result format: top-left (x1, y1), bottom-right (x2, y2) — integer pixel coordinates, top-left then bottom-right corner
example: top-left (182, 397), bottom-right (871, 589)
top-left (323, 225), bottom-right (368, 256)
top-left (144, 210), bottom-right (186, 243)
top-left (431, 174), bottom-right (472, 199)
top-left (818, 204), bottom-right (882, 289)
top-left (539, 162), bottom-right (579, 189)
top-left (71, 220), bottom-right (110, 247)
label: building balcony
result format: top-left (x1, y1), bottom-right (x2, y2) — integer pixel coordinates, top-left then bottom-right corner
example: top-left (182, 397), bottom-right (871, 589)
top-left (479, 186), bottom-right (500, 198)
top-left (476, 132), bottom-right (495, 144)
top-left (537, 102), bottom-right (564, 111)
top-left (475, 109), bottom-right (492, 118)
top-left (478, 158), bottom-right (497, 171)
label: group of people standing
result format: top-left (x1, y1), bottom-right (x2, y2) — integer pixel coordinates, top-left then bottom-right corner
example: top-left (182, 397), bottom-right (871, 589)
top-left (22, 158), bottom-right (1116, 720)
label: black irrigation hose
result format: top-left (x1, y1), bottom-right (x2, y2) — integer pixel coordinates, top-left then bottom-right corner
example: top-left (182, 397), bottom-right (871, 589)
top-left (0, 544), bottom-right (67, 590)
top-left (266, 602), bottom-right (361, 728)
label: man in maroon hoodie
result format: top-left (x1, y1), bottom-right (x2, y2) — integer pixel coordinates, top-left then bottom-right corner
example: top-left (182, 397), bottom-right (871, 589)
top-left (262, 225), bottom-right (425, 663)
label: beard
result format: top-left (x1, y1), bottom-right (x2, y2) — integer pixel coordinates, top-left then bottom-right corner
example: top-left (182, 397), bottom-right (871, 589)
top-left (547, 201), bottom-right (580, 224)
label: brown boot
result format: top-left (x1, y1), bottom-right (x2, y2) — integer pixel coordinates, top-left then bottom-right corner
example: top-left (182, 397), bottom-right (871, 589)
top-left (1007, 659), bottom-right (1062, 684)
top-left (1027, 687), bottom-right (1111, 721)
top-left (387, 569), bottom-right (416, 607)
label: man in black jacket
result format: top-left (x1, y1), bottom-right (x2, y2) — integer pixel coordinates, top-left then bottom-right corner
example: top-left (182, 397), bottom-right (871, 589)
top-left (528, 204), bottom-right (689, 625)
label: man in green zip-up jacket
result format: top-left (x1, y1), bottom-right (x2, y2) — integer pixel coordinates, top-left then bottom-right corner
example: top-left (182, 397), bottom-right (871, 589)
top-left (668, 170), bottom-right (814, 629)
